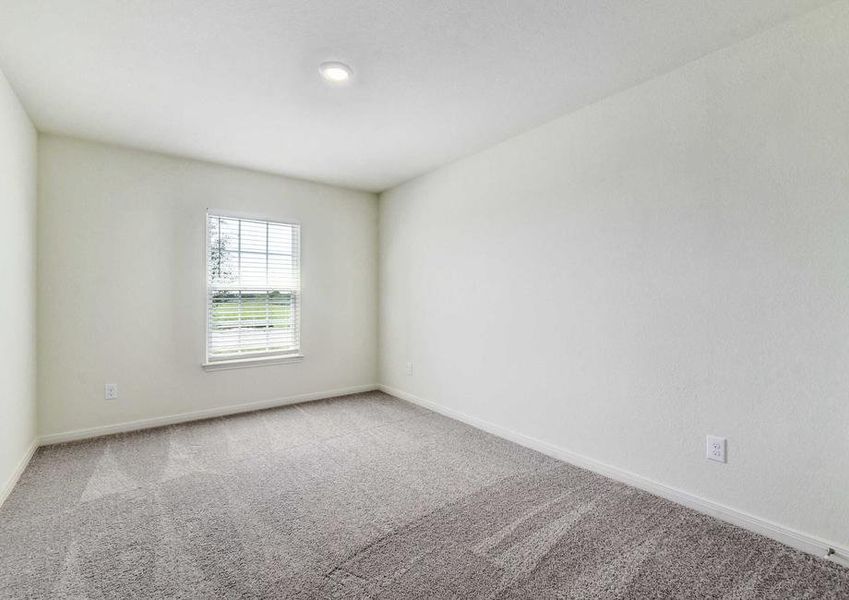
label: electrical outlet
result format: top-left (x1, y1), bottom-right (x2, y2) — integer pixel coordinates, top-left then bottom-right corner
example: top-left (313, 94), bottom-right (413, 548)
top-left (706, 435), bottom-right (726, 463)
top-left (105, 383), bottom-right (118, 401)
top-left (404, 361), bottom-right (413, 376)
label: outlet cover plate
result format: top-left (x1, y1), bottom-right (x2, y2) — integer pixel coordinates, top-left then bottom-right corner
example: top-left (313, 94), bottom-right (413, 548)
top-left (105, 383), bottom-right (118, 401)
top-left (706, 435), bottom-right (726, 463)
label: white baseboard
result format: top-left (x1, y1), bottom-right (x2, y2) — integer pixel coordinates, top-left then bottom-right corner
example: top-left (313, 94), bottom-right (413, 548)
top-left (378, 384), bottom-right (849, 568)
top-left (39, 384), bottom-right (378, 445)
top-left (0, 439), bottom-right (38, 508)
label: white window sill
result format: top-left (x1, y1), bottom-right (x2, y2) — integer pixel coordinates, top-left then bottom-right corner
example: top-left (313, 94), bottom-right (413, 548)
top-left (202, 354), bottom-right (304, 371)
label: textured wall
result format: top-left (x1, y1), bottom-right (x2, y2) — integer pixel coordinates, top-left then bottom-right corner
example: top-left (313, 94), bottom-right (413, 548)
top-left (38, 136), bottom-right (378, 437)
top-left (379, 4), bottom-right (849, 547)
top-left (0, 67), bottom-right (37, 496)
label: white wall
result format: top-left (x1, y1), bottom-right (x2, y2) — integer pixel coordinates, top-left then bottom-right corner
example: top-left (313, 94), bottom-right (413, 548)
top-left (379, 3), bottom-right (849, 549)
top-left (38, 136), bottom-right (378, 437)
top-left (0, 68), bottom-right (37, 498)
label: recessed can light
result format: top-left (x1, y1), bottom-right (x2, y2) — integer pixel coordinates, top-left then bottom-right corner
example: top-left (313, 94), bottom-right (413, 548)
top-left (319, 61), bottom-right (353, 84)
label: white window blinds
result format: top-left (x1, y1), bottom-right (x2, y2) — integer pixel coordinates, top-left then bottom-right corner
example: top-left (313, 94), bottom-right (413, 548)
top-left (206, 213), bottom-right (300, 362)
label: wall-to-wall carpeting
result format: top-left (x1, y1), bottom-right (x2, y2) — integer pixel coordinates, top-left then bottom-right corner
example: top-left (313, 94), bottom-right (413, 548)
top-left (1, 392), bottom-right (846, 598)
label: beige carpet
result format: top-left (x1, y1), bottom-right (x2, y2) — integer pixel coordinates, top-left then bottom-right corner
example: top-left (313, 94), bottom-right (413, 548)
top-left (1, 391), bottom-right (846, 598)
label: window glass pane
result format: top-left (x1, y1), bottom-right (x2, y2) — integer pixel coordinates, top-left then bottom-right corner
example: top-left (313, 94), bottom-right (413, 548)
top-left (268, 223), bottom-right (292, 255)
top-left (208, 217), bottom-right (238, 287)
top-left (239, 219), bottom-right (267, 253)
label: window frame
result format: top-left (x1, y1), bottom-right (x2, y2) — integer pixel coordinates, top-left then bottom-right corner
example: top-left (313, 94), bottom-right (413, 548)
top-left (202, 209), bottom-right (303, 370)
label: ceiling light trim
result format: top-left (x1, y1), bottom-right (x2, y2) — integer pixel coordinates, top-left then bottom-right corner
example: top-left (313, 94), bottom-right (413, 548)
top-left (319, 61), bottom-right (353, 84)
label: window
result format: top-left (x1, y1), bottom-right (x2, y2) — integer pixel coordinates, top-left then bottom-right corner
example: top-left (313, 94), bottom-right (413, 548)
top-left (205, 212), bottom-right (301, 365)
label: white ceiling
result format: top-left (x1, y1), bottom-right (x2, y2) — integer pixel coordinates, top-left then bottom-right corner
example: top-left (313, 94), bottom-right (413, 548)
top-left (0, 1), bottom-right (832, 192)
